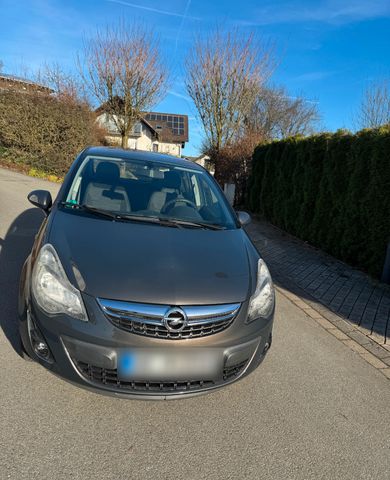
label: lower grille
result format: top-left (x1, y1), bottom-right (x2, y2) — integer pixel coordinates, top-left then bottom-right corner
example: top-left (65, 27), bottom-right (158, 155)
top-left (223, 360), bottom-right (248, 380)
top-left (75, 359), bottom-right (248, 394)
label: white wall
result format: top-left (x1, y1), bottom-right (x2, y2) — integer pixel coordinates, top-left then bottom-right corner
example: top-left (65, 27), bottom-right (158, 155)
top-left (155, 142), bottom-right (181, 156)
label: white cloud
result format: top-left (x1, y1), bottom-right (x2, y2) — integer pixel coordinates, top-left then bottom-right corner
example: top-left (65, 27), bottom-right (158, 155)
top-left (290, 71), bottom-right (337, 82)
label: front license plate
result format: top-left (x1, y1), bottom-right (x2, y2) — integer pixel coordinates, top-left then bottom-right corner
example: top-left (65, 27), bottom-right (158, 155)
top-left (118, 349), bottom-right (222, 381)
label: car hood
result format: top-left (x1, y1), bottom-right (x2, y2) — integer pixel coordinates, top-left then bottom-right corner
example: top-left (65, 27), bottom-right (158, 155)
top-left (48, 210), bottom-right (253, 305)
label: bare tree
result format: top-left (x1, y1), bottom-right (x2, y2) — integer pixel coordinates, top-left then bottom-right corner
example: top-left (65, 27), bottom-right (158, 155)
top-left (78, 22), bottom-right (168, 148)
top-left (186, 29), bottom-right (275, 182)
top-left (355, 79), bottom-right (390, 129)
top-left (249, 86), bottom-right (320, 139)
top-left (36, 62), bottom-right (87, 103)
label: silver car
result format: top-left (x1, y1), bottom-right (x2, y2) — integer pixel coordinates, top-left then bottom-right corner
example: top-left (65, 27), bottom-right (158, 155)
top-left (19, 147), bottom-right (274, 399)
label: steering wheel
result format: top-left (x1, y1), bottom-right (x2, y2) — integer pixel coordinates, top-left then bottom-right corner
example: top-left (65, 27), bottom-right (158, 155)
top-left (161, 198), bottom-right (197, 213)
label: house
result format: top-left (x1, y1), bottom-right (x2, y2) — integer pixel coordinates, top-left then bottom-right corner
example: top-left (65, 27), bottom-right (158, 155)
top-left (187, 154), bottom-right (215, 175)
top-left (0, 73), bottom-right (52, 94)
top-left (96, 108), bottom-right (189, 157)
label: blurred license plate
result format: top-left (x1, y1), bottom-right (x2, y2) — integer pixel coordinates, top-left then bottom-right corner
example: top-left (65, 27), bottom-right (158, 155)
top-left (118, 349), bottom-right (222, 381)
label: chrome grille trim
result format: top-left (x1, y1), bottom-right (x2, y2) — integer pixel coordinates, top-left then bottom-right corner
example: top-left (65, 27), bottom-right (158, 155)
top-left (97, 299), bottom-right (240, 339)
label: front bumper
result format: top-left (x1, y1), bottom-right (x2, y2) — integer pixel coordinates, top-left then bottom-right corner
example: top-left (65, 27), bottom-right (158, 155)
top-left (20, 292), bottom-right (274, 400)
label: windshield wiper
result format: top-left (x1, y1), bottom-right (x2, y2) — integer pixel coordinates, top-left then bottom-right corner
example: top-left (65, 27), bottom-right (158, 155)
top-left (60, 202), bottom-right (119, 220)
top-left (60, 205), bottom-right (183, 227)
top-left (60, 203), bottom-right (225, 229)
top-left (111, 213), bottom-right (183, 227)
top-left (162, 218), bottom-right (225, 230)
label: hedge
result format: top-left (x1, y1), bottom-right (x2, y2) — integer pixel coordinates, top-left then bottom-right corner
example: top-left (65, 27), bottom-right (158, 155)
top-left (0, 91), bottom-right (105, 176)
top-left (248, 127), bottom-right (390, 278)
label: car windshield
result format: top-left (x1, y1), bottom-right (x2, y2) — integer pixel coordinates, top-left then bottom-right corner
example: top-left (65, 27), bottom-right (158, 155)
top-left (63, 155), bottom-right (237, 229)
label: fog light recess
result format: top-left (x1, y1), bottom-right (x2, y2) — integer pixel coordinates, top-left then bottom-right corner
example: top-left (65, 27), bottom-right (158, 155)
top-left (27, 311), bottom-right (53, 363)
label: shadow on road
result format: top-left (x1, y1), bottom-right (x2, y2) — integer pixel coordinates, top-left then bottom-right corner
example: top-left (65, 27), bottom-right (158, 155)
top-left (0, 208), bottom-right (44, 356)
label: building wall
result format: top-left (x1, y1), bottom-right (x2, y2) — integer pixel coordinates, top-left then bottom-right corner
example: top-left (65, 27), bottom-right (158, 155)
top-left (130, 136), bottom-right (181, 156)
top-left (156, 142), bottom-right (181, 156)
top-left (195, 156), bottom-right (215, 175)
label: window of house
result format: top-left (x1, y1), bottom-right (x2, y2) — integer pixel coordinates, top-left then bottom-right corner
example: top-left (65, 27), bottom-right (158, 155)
top-left (153, 144), bottom-right (158, 152)
top-left (133, 123), bottom-right (142, 135)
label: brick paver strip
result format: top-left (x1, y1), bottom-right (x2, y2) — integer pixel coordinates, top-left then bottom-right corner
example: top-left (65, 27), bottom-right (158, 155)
top-left (246, 219), bottom-right (390, 364)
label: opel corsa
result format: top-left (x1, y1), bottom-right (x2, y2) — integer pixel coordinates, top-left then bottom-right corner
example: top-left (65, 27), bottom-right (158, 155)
top-left (19, 147), bottom-right (274, 399)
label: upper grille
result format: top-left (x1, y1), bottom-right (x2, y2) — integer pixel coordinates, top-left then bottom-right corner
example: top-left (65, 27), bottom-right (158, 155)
top-left (97, 299), bottom-right (240, 340)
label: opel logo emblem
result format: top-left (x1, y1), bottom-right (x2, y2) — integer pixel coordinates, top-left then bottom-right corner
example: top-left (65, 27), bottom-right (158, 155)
top-left (163, 307), bottom-right (187, 332)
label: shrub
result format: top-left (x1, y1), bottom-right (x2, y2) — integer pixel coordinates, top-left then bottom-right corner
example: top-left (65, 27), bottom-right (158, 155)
top-left (248, 126), bottom-right (390, 278)
top-left (0, 91), bottom-right (105, 176)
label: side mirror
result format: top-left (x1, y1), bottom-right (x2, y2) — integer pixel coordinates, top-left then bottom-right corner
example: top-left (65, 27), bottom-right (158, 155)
top-left (236, 211), bottom-right (251, 226)
top-left (28, 190), bottom-right (52, 212)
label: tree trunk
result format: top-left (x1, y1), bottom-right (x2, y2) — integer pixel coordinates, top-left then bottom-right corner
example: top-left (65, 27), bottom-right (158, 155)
top-left (121, 134), bottom-right (128, 149)
top-left (213, 158), bottom-right (224, 187)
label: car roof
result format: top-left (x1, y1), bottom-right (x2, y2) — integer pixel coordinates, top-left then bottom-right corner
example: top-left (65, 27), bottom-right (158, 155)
top-left (83, 146), bottom-right (204, 171)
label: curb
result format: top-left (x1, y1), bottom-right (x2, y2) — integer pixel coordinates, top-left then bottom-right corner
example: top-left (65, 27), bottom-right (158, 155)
top-left (276, 285), bottom-right (390, 380)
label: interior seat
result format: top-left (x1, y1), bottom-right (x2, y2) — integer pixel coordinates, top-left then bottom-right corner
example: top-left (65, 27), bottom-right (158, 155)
top-left (147, 170), bottom-right (181, 212)
top-left (83, 162), bottom-right (131, 212)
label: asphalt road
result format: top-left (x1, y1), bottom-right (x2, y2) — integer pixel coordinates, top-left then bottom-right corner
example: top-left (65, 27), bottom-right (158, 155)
top-left (0, 167), bottom-right (389, 480)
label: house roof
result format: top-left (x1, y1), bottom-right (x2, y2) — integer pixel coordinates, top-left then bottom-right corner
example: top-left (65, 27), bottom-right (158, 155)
top-left (96, 100), bottom-right (189, 144)
top-left (0, 73), bottom-right (52, 92)
top-left (143, 112), bottom-right (189, 144)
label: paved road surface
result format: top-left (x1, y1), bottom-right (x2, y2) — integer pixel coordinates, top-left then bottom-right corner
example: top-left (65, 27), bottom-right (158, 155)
top-left (0, 168), bottom-right (389, 480)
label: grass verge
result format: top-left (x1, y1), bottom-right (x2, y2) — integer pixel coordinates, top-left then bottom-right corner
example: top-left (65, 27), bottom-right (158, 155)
top-left (0, 147), bottom-right (63, 183)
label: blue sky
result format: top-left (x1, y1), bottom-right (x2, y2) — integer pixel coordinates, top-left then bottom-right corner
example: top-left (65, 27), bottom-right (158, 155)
top-left (1, 0), bottom-right (389, 156)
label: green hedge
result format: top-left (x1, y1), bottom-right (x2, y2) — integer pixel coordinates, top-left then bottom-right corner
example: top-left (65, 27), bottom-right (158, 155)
top-left (0, 91), bottom-right (105, 176)
top-left (248, 127), bottom-right (390, 278)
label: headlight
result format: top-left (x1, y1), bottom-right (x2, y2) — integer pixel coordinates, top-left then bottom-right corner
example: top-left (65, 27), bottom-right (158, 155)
top-left (247, 259), bottom-right (275, 322)
top-left (32, 244), bottom-right (88, 321)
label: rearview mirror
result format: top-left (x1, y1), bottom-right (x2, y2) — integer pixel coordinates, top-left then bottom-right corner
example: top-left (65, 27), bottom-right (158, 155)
top-left (236, 211), bottom-right (251, 226)
top-left (28, 190), bottom-right (52, 212)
